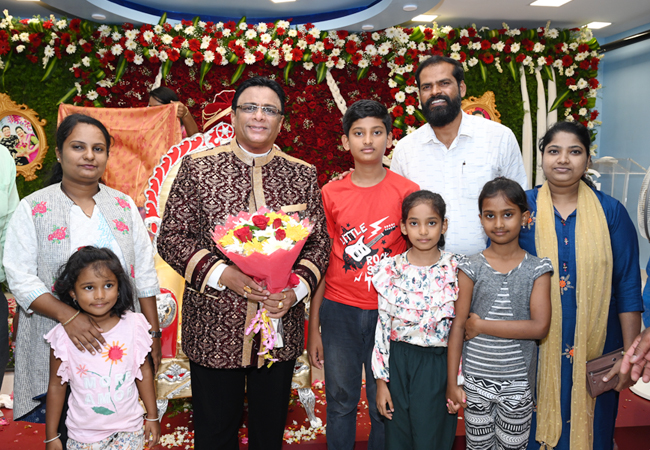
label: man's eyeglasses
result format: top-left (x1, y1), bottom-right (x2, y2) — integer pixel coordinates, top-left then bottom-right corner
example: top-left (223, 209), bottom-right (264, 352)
top-left (236, 103), bottom-right (282, 117)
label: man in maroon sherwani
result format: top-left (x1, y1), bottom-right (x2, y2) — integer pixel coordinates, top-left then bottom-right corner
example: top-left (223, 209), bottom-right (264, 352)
top-left (158, 76), bottom-right (330, 450)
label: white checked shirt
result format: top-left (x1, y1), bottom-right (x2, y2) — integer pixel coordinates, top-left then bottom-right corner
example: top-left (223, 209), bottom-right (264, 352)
top-left (391, 112), bottom-right (527, 256)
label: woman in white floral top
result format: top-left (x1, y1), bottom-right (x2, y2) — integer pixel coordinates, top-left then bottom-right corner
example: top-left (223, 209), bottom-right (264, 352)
top-left (371, 190), bottom-right (459, 450)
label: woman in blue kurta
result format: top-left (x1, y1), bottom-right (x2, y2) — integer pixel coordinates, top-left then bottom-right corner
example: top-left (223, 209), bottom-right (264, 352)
top-left (519, 121), bottom-right (642, 450)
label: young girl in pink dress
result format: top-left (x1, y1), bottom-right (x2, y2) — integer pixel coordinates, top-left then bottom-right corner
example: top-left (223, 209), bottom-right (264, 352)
top-left (44, 246), bottom-right (160, 450)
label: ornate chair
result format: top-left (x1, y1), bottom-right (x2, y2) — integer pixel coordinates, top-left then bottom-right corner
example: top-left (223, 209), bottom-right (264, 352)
top-left (144, 115), bottom-right (318, 427)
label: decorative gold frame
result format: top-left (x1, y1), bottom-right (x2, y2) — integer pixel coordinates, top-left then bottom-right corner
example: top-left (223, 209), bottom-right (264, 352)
top-left (462, 91), bottom-right (501, 123)
top-left (0, 94), bottom-right (48, 181)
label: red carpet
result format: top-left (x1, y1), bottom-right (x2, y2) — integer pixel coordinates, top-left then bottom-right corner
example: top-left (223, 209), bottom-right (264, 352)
top-left (1, 387), bottom-right (648, 449)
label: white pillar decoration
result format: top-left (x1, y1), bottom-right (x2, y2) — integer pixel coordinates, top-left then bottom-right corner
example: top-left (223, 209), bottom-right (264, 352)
top-left (151, 65), bottom-right (163, 90)
top-left (520, 65), bottom-right (534, 189)
top-left (538, 66), bottom-right (558, 185)
top-left (326, 70), bottom-right (348, 115)
top-left (535, 67), bottom-right (547, 187)
top-left (546, 66), bottom-right (558, 126)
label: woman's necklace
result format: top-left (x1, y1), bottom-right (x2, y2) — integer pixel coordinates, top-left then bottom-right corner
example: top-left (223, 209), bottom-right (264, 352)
top-left (60, 184), bottom-right (95, 218)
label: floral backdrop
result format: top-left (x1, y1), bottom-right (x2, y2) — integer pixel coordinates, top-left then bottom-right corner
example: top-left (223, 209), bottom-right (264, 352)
top-left (0, 11), bottom-right (601, 193)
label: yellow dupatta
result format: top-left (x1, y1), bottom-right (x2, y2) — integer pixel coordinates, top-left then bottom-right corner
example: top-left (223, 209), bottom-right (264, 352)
top-left (534, 181), bottom-right (613, 450)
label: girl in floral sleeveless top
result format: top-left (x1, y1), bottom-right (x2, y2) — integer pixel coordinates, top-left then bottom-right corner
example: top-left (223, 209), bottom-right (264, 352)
top-left (371, 190), bottom-right (459, 450)
top-left (44, 247), bottom-right (160, 450)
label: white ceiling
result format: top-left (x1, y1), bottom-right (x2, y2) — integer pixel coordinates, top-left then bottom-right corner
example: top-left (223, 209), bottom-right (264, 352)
top-left (3, 0), bottom-right (650, 38)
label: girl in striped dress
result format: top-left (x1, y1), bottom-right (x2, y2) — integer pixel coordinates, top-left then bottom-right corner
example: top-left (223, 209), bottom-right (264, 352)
top-left (447, 177), bottom-right (553, 450)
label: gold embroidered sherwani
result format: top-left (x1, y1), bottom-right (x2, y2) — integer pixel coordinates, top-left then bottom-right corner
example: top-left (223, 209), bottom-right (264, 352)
top-left (158, 140), bottom-right (329, 368)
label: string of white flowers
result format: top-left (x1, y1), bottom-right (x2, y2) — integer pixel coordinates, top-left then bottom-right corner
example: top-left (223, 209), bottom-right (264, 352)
top-left (326, 70), bottom-right (347, 116)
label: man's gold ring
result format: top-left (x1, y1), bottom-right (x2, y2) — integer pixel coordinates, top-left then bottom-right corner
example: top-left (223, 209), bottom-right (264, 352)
top-left (243, 286), bottom-right (252, 294)
top-left (243, 291), bottom-right (248, 299)
top-left (282, 293), bottom-right (287, 300)
top-left (278, 301), bottom-right (284, 309)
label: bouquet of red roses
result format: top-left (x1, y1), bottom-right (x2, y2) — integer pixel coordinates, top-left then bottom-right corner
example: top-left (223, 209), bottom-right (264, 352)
top-left (211, 206), bottom-right (313, 365)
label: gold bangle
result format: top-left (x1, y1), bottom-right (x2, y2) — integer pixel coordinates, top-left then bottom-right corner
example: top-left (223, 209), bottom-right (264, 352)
top-left (62, 310), bottom-right (80, 326)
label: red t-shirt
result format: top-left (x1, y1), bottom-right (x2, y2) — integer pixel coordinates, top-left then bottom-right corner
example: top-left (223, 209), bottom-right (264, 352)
top-left (322, 169), bottom-right (419, 309)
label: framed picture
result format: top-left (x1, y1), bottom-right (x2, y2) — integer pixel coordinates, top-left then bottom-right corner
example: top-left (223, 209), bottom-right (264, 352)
top-left (461, 91), bottom-right (502, 123)
top-left (0, 93), bottom-right (48, 181)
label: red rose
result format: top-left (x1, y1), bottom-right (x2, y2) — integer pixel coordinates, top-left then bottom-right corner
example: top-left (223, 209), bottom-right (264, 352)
top-left (481, 53), bottom-right (494, 64)
top-left (546, 56), bottom-right (554, 65)
top-left (69, 18), bottom-right (81, 33)
top-left (291, 48), bottom-right (304, 61)
top-left (590, 110), bottom-right (599, 121)
top-left (188, 39), bottom-right (201, 52)
top-left (28, 33), bottom-right (41, 48)
top-left (252, 215), bottom-right (269, 230)
top-left (275, 229), bottom-right (287, 240)
top-left (82, 42), bottom-right (93, 53)
top-left (96, 87), bottom-right (109, 97)
top-left (522, 38), bottom-right (534, 52)
top-left (273, 218), bottom-right (283, 229)
top-left (459, 51), bottom-right (467, 63)
top-left (234, 226), bottom-right (253, 243)
top-left (588, 78), bottom-right (599, 88)
top-left (562, 55), bottom-right (573, 67)
top-left (172, 36), bottom-right (185, 48)
top-left (563, 99), bottom-right (574, 108)
top-left (579, 97), bottom-right (588, 107)
top-left (346, 40), bottom-right (358, 54)
top-left (566, 77), bottom-right (576, 86)
top-left (288, 273), bottom-right (300, 287)
top-left (459, 36), bottom-right (470, 46)
top-left (468, 28), bottom-right (477, 37)
top-left (515, 54), bottom-right (526, 63)
top-left (169, 49), bottom-right (180, 62)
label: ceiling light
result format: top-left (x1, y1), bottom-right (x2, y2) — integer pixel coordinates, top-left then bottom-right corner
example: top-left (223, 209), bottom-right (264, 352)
top-left (530, 0), bottom-right (572, 6)
top-left (362, 24), bottom-right (374, 30)
top-left (403, 4), bottom-right (418, 11)
top-left (91, 13), bottom-right (107, 20)
top-left (412, 14), bottom-right (437, 22)
top-left (586, 21), bottom-right (611, 29)
top-left (270, 0), bottom-right (296, 3)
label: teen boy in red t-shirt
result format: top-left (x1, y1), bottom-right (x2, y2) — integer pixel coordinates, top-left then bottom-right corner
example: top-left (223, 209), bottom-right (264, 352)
top-left (307, 100), bottom-right (419, 450)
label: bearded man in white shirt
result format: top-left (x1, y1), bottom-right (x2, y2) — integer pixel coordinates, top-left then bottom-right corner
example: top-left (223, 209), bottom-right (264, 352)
top-left (391, 55), bottom-right (528, 255)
